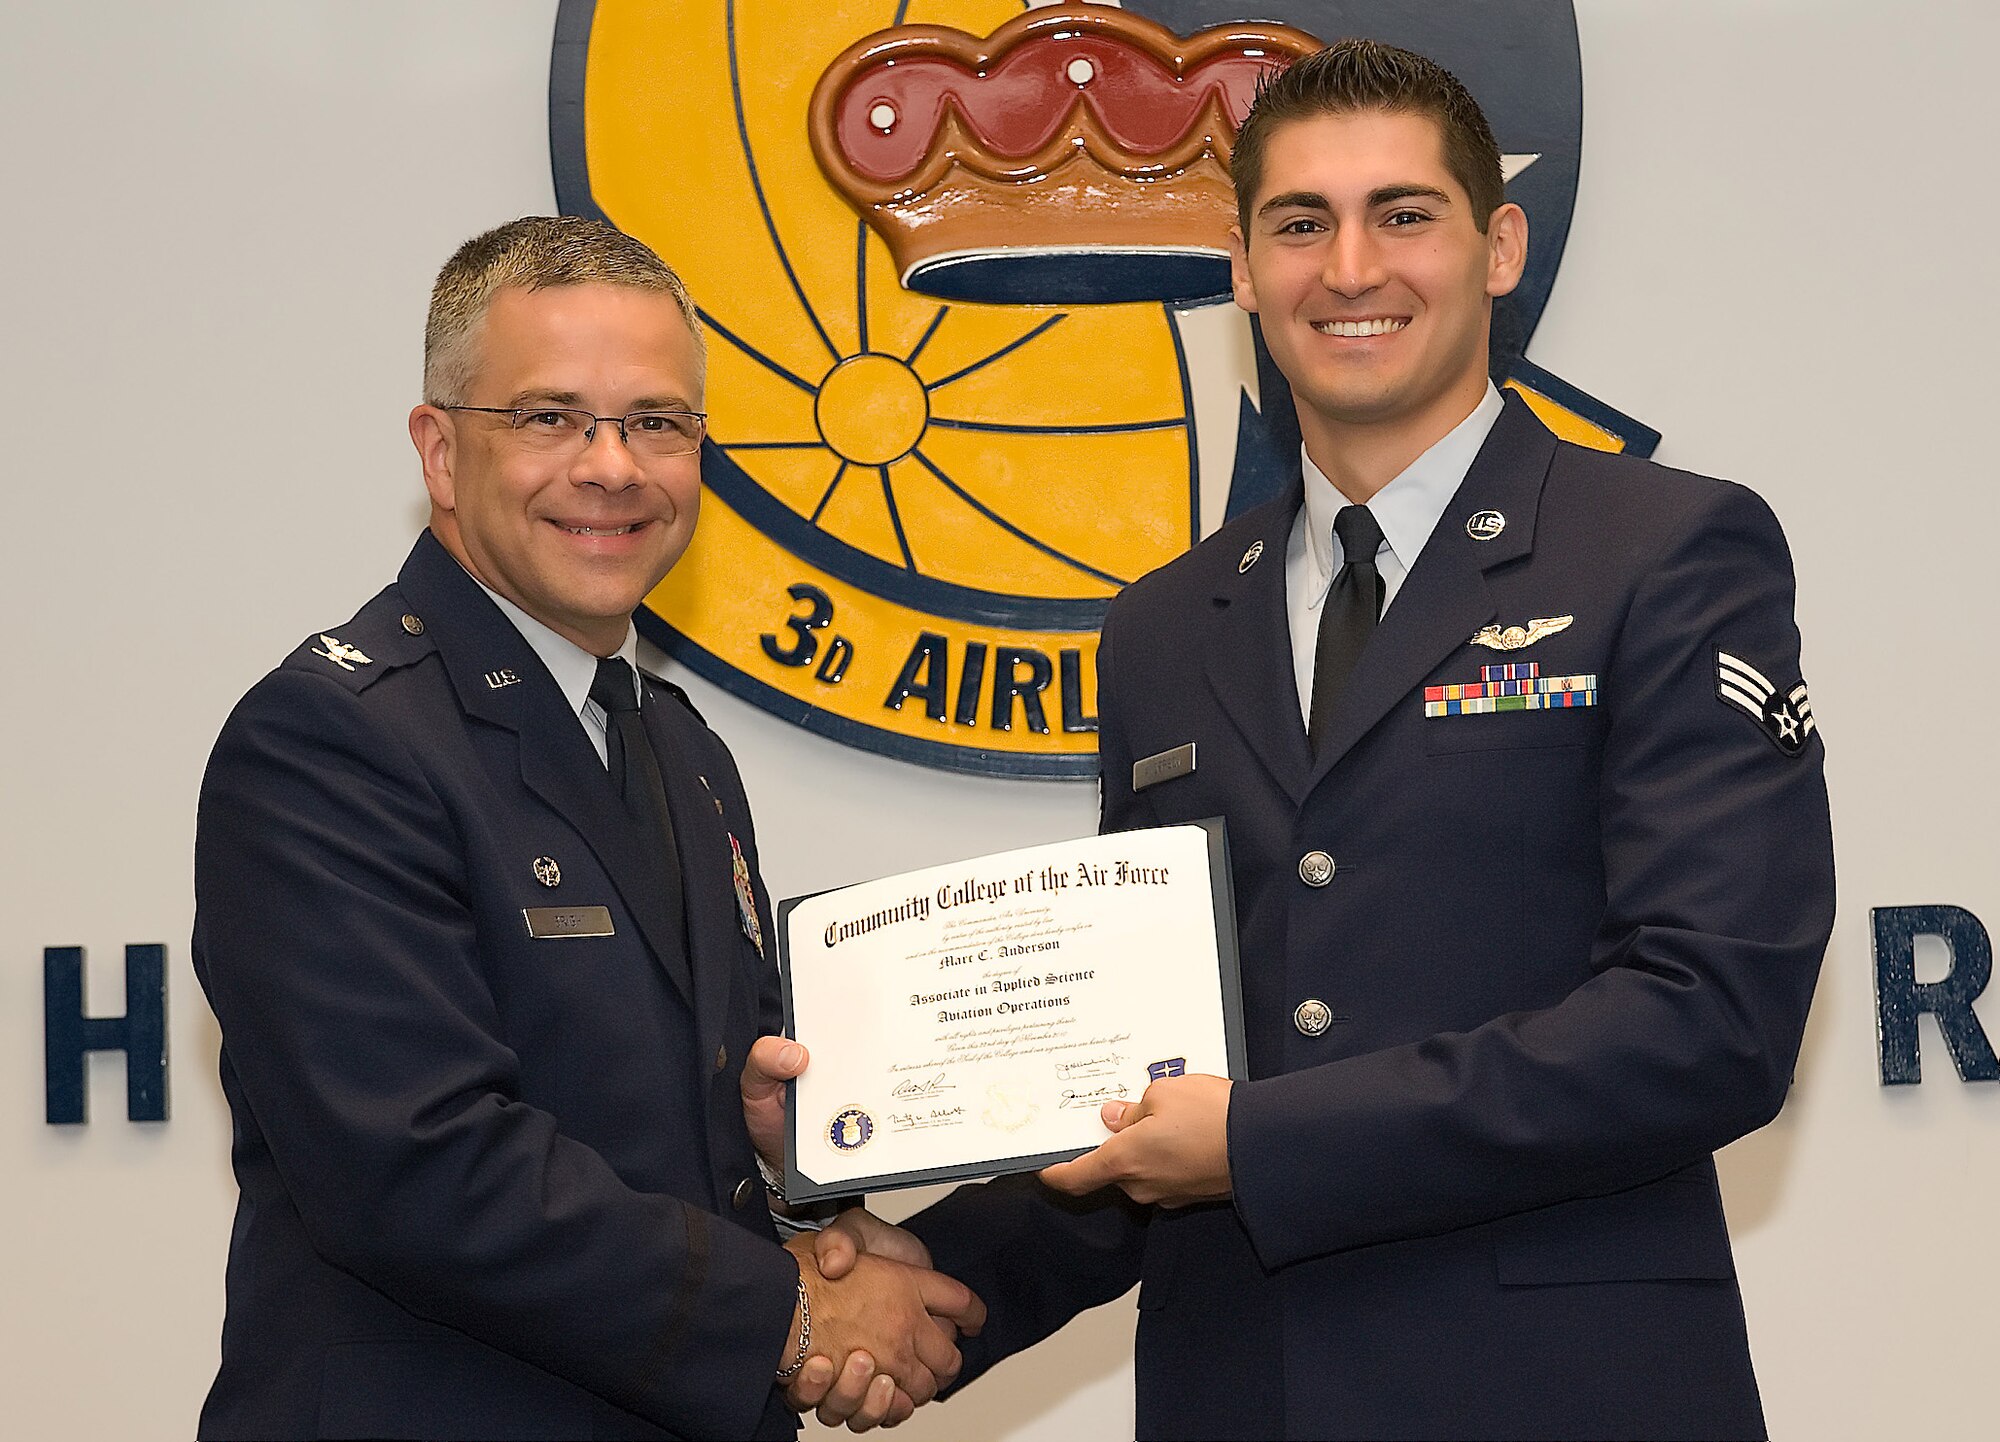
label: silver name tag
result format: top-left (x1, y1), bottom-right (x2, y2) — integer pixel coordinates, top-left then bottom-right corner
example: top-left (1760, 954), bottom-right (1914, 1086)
top-left (522, 906), bottom-right (616, 939)
top-left (1132, 743), bottom-right (1196, 793)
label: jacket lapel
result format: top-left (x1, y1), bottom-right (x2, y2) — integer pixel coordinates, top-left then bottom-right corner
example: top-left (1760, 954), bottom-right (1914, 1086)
top-left (641, 694), bottom-right (737, 1075)
top-left (1202, 492), bottom-right (1315, 806)
top-left (397, 534), bottom-right (696, 1007)
top-left (1305, 395), bottom-right (1556, 784)
top-left (516, 726), bottom-right (696, 1007)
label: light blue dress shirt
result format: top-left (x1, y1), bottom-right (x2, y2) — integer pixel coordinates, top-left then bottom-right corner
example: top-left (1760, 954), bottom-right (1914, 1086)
top-left (1285, 383), bottom-right (1506, 724)
top-left (478, 581), bottom-right (641, 768)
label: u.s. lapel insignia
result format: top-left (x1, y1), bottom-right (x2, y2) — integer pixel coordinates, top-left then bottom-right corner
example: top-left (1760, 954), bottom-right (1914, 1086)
top-left (312, 634), bottom-right (373, 671)
top-left (1470, 616), bottom-right (1575, 652)
top-left (729, 833), bottom-right (764, 956)
top-left (1425, 661), bottom-right (1597, 717)
top-left (1466, 510), bottom-right (1507, 541)
top-left (1717, 651), bottom-right (1816, 756)
top-left (1238, 540), bottom-right (1264, 574)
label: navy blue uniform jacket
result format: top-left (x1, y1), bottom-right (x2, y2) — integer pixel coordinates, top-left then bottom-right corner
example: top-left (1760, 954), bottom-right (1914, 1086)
top-left (907, 396), bottom-right (1834, 1440)
top-left (192, 532), bottom-right (799, 1441)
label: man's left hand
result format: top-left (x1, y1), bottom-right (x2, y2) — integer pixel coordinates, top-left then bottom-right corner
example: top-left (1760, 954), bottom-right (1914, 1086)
top-left (1039, 1073), bottom-right (1234, 1207)
top-left (742, 1034), bottom-right (806, 1169)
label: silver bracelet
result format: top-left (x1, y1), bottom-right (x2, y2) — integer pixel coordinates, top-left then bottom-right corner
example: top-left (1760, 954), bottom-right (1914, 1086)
top-left (775, 1273), bottom-right (811, 1383)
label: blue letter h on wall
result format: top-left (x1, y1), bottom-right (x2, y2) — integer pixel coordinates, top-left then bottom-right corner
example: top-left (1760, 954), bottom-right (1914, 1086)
top-left (44, 944), bottom-right (169, 1123)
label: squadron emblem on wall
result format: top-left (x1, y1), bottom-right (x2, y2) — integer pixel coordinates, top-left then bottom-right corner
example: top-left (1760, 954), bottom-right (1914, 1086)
top-left (552, 0), bottom-right (1653, 777)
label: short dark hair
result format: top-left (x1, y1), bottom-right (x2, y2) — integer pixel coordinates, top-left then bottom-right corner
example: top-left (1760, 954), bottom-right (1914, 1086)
top-left (1232, 39), bottom-right (1504, 234)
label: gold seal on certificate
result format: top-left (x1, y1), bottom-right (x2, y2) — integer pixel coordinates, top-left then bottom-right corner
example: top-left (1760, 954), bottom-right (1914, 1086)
top-left (777, 821), bottom-right (1245, 1200)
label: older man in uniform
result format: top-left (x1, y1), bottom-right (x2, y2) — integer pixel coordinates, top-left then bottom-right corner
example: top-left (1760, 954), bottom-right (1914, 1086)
top-left (192, 216), bottom-right (978, 1441)
top-left (768, 40), bottom-right (1835, 1441)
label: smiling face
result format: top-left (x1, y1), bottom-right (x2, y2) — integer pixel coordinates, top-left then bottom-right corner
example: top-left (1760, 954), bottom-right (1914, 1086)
top-left (410, 283), bottom-right (705, 655)
top-left (1229, 107), bottom-right (1525, 471)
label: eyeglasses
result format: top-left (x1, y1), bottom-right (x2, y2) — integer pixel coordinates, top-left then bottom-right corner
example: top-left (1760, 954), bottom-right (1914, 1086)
top-left (443, 405), bottom-right (707, 459)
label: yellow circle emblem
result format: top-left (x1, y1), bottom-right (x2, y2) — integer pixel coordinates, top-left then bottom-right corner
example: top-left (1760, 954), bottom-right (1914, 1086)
top-left (554, 0), bottom-right (1202, 777)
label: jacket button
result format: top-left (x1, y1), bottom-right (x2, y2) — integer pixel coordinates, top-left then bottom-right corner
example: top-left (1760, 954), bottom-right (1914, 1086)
top-left (731, 1175), bottom-right (758, 1210)
top-left (1298, 851), bottom-right (1335, 887)
top-left (714, 1044), bottom-right (729, 1073)
top-left (1294, 999), bottom-right (1333, 1036)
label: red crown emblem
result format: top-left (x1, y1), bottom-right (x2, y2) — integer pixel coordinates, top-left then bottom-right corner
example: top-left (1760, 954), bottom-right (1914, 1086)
top-left (809, 3), bottom-right (1319, 305)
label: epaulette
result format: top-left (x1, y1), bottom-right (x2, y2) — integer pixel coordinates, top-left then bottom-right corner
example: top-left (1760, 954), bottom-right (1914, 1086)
top-left (638, 668), bottom-right (708, 728)
top-left (281, 587), bottom-right (435, 694)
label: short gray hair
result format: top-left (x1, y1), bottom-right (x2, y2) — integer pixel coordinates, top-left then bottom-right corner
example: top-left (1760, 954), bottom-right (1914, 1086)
top-left (423, 215), bottom-right (704, 405)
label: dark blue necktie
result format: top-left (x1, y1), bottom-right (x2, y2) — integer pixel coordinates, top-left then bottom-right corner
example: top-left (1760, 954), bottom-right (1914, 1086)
top-left (1309, 504), bottom-right (1386, 752)
top-left (590, 657), bottom-right (686, 943)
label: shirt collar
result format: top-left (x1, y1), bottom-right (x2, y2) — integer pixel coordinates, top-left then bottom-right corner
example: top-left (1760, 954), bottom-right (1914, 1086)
top-left (474, 580), bottom-right (639, 719)
top-left (1300, 381), bottom-right (1506, 598)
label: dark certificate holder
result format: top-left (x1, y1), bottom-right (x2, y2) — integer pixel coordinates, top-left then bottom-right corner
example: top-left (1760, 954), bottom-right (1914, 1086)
top-left (776, 817), bottom-right (1245, 1203)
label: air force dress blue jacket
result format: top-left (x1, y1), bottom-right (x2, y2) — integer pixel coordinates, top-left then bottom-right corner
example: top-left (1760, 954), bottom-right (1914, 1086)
top-left (906, 395), bottom-right (1835, 1441)
top-left (193, 532), bottom-right (798, 1441)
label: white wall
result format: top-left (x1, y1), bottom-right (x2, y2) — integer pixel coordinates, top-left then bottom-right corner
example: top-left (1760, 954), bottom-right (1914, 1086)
top-left (2, 3), bottom-right (1994, 1437)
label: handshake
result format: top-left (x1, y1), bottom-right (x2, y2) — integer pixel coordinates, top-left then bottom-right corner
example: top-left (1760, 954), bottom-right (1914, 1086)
top-left (744, 1037), bottom-right (979, 1432)
top-left (739, 1034), bottom-right (1238, 1429)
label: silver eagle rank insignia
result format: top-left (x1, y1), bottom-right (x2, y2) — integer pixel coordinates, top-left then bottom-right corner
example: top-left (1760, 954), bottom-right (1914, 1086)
top-left (311, 634), bottom-right (374, 672)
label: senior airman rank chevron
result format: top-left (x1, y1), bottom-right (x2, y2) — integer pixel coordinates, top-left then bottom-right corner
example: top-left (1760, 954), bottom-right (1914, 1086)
top-left (1424, 662), bottom-right (1598, 717)
top-left (1716, 650), bottom-right (1816, 756)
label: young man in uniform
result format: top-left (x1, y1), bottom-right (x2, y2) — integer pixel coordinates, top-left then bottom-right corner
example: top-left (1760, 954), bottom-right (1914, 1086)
top-left (770, 40), bottom-right (1833, 1441)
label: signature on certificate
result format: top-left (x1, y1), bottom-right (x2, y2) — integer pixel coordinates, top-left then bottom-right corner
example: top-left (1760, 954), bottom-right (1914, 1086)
top-left (1059, 1084), bottom-right (1129, 1110)
top-left (1054, 1053), bottom-right (1122, 1080)
top-left (891, 1071), bottom-right (958, 1099)
top-left (889, 1105), bottom-right (968, 1132)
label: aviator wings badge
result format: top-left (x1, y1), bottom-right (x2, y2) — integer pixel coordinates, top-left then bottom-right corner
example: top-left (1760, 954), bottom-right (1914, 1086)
top-left (1469, 616), bottom-right (1575, 652)
top-left (311, 634), bottom-right (374, 672)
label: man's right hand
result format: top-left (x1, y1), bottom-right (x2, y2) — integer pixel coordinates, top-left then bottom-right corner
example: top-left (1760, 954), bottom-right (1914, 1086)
top-left (791, 1211), bottom-right (954, 1430)
top-left (779, 1233), bottom-right (985, 1430)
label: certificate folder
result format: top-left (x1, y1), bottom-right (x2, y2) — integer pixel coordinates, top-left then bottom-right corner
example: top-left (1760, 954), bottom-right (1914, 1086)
top-left (777, 819), bottom-right (1244, 1202)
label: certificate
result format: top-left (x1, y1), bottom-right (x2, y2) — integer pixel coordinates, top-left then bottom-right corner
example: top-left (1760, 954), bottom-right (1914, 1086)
top-left (777, 821), bottom-right (1244, 1201)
